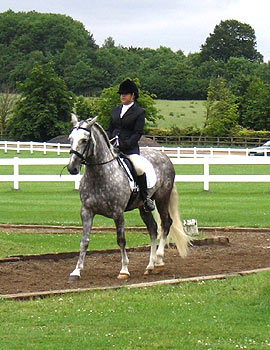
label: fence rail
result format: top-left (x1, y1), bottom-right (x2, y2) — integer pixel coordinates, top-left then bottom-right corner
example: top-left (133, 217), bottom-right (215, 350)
top-left (171, 157), bottom-right (270, 191)
top-left (0, 141), bottom-right (70, 155)
top-left (1, 156), bottom-right (270, 191)
top-left (1, 140), bottom-right (268, 158)
top-left (0, 158), bottom-right (81, 190)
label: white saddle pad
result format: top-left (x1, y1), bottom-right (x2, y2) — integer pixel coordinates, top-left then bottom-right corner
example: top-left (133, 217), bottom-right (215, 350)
top-left (119, 155), bottom-right (157, 190)
top-left (138, 155), bottom-right (157, 189)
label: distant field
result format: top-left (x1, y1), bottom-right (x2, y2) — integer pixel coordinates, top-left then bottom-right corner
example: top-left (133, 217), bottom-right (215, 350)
top-left (154, 99), bottom-right (206, 129)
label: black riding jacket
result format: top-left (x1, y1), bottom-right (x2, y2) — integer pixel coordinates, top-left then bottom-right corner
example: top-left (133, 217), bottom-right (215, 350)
top-left (107, 103), bottom-right (145, 155)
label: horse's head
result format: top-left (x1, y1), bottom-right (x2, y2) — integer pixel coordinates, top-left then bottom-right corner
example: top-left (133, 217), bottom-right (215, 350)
top-left (67, 114), bottom-right (98, 175)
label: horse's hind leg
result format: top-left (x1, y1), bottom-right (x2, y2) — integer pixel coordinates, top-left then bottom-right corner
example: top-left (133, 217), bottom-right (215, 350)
top-left (155, 199), bottom-right (172, 267)
top-left (139, 207), bottom-right (158, 274)
top-left (114, 214), bottom-right (130, 279)
top-left (69, 207), bottom-right (93, 282)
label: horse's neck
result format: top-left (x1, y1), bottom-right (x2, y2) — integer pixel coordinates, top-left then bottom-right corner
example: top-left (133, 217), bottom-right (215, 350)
top-left (87, 125), bottom-right (115, 168)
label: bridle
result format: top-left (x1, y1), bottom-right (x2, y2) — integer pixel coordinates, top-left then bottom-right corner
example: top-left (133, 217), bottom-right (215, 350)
top-left (69, 126), bottom-right (117, 166)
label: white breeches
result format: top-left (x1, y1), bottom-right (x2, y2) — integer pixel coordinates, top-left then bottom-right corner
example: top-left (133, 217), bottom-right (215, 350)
top-left (127, 154), bottom-right (144, 176)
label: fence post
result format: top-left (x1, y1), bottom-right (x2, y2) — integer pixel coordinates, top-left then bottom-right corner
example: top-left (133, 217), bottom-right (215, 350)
top-left (14, 157), bottom-right (19, 190)
top-left (16, 141), bottom-right (20, 154)
top-left (4, 141), bottom-right (8, 153)
top-left (30, 141), bottom-right (33, 154)
top-left (203, 157), bottom-right (209, 191)
top-left (177, 147), bottom-right (180, 158)
top-left (43, 142), bottom-right (47, 155)
top-left (75, 175), bottom-right (80, 190)
top-left (57, 143), bottom-right (61, 156)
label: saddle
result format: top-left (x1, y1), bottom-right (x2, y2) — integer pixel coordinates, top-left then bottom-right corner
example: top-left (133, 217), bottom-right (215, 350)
top-left (117, 154), bottom-right (138, 189)
top-left (117, 155), bottom-right (139, 211)
top-left (117, 153), bottom-right (157, 211)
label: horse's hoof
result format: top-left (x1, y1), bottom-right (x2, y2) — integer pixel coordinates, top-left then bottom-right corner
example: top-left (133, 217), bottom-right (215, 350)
top-left (117, 273), bottom-right (130, 280)
top-left (68, 275), bottom-right (80, 283)
top-left (144, 269), bottom-right (153, 275)
top-left (154, 265), bottom-right (165, 274)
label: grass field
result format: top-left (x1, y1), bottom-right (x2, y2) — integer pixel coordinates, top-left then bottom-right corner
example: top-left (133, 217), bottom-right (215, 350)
top-left (155, 99), bottom-right (206, 129)
top-left (0, 180), bottom-right (270, 228)
top-left (0, 231), bottom-right (150, 258)
top-left (1, 272), bottom-right (270, 349)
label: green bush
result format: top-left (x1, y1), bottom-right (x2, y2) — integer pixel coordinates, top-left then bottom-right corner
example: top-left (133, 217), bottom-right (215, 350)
top-left (145, 127), bottom-right (172, 136)
top-left (146, 126), bottom-right (201, 137)
top-left (235, 128), bottom-right (270, 139)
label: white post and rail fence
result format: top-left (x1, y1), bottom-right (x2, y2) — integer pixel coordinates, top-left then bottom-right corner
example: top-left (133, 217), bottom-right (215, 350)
top-left (0, 158), bottom-right (81, 190)
top-left (172, 157), bottom-right (270, 191)
top-left (1, 155), bottom-right (270, 191)
top-left (0, 141), bottom-right (70, 155)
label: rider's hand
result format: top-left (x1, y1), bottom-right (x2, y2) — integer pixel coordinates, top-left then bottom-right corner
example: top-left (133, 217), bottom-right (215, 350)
top-left (119, 138), bottom-right (128, 151)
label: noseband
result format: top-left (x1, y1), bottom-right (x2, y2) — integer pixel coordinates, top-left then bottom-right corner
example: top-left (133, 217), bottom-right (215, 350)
top-left (70, 126), bottom-right (117, 166)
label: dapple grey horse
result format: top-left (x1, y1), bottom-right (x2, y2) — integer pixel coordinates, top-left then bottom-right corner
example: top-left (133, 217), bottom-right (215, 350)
top-left (67, 114), bottom-right (188, 281)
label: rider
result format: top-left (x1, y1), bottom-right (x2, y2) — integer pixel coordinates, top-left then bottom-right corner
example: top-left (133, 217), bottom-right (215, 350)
top-left (106, 79), bottom-right (155, 212)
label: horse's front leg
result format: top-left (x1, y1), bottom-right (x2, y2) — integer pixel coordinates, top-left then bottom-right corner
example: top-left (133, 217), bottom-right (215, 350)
top-left (114, 214), bottom-right (130, 280)
top-left (69, 206), bottom-right (93, 282)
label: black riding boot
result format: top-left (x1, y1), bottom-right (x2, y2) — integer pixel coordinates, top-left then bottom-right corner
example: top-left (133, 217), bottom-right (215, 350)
top-left (136, 173), bottom-right (155, 212)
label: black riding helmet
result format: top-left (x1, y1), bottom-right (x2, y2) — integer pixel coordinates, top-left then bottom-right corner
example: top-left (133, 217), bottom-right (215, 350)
top-left (117, 79), bottom-right (139, 100)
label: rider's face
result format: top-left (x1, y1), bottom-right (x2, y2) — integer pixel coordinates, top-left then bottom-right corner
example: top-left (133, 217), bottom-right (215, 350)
top-left (120, 93), bottom-right (134, 105)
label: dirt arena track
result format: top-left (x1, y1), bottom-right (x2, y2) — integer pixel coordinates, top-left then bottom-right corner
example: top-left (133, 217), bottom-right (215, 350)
top-left (1, 229), bottom-right (270, 299)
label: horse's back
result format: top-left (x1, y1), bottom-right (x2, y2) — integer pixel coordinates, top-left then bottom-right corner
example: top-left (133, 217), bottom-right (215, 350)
top-left (140, 148), bottom-right (174, 170)
top-left (140, 148), bottom-right (175, 185)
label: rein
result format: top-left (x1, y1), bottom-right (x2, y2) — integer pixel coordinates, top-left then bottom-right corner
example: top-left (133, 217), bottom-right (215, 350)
top-left (70, 126), bottom-right (117, 166)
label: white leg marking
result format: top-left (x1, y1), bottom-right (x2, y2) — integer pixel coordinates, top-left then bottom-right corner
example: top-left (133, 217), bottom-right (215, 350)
top-left (119, 250), bottom-right (130, 276)
top-left (70, 268), bottom-right (81, 277)
top-left (156, 236), bottom-right (166, 266)
top-left (146, 239), bottom-right (157, 272)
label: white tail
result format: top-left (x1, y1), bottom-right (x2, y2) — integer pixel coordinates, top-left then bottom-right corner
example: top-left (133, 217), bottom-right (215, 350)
top-left (156, 182), bottom-right (189, 257)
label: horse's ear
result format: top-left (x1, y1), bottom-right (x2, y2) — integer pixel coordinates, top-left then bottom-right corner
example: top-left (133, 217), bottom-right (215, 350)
top-left (71, 113), bottom-right (78, 126)
top-left (87, 116), bottom-right (98, 127)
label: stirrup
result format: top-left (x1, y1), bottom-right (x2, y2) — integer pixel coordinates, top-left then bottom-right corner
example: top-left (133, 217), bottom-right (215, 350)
top-left (143, 197), bottom-right (155, 212)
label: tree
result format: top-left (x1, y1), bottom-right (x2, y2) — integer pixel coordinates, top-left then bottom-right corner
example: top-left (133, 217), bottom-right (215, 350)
top-left (7, 62), bottom-right (74, 141)
top-left (0, 85), bottom-right (18, 138)
top-left (223, 57), bottom-right (256, 97)
top-left (137, 47), bottom-right (191, 99)
top-left (203, 77), bottom-right (239, 137)
top-left (0, 10), bottom-right (97, 88)
top-left (73, 95), bottom-right (99, 119)
top-left (102, 37), bottom-right (116, 49)
top-left (9, 50), bottom-right (49, 87)
top-left (4, 11), bottom-right (270, 101)
top-left (200, 19), bottom-right (263, 63)
top-left (241, 77), bottom-right (270, 130)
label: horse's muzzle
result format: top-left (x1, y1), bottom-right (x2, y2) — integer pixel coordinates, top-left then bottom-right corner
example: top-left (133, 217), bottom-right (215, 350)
top-left (67, 163), bottom-right (80, 175)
